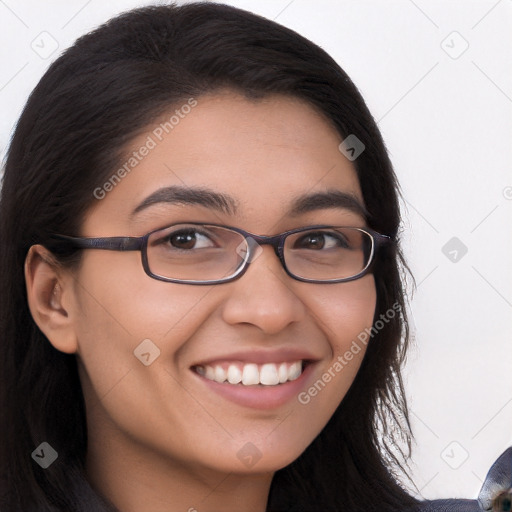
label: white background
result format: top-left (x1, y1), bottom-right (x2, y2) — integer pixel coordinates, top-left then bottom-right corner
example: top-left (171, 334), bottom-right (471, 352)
top-left (1, 0), bottom-right (511, 501)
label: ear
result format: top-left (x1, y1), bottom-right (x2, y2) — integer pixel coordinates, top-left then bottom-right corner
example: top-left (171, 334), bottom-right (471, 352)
top-left (24, 244), bottom-right (78, 354)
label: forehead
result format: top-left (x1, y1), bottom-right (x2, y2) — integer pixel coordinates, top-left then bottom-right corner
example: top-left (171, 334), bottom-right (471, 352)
top-left (85, 91), bottom-right (363, 233)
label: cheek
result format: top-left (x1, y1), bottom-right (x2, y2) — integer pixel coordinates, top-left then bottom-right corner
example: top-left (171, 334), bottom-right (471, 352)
top-left (263, 276), bottom-right (377, 462)
top-left (71, 253), bottom-right (217, 396)
top-left (309, 274), bottom-right (377, 351)
top-left (74, 250), bottom-right (219, 338)
top-left (298, 275), bottom-right (376, 405)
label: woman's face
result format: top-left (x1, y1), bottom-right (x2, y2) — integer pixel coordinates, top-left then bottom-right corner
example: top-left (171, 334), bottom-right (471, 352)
top-left (70, 91), bottom-right (376, 476)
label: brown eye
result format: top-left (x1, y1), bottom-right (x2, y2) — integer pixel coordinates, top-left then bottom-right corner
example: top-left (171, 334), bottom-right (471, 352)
top-left (170, 231), bottom-right (197, 249)
top-left (300, 233), bottom-right (324, 249)
top-left (293, 231), bottom-right (348, 250)
top-left (161, 229), bottom-right (216, 250)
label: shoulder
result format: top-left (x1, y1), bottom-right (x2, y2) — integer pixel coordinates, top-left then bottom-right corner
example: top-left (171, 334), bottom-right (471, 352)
top-left (414, 447), bottom-right (512, 512)
top-left (415, 499), bottom-right (480, 511)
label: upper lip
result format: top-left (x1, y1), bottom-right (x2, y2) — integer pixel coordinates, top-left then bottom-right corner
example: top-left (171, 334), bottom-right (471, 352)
top-left (191, 348), bottom-right (321, 367)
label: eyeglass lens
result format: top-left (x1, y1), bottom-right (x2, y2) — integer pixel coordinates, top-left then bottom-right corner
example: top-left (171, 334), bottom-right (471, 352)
top-left (146, 224), bottom-right (373, 283)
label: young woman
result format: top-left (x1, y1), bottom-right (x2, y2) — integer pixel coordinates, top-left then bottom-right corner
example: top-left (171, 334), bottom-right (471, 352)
top-left (0, 3), bottom-right (509, 511)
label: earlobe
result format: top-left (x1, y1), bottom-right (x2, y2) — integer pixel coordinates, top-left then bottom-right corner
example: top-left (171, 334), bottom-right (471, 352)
top-left (24, 245), bottom-right (78, 354)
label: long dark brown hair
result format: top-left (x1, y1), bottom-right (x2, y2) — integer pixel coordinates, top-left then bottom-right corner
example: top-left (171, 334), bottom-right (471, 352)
top-left (0, 3), bottom-right (418, 511)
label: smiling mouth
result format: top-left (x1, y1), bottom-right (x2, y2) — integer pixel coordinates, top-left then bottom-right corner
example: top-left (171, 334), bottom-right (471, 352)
top-left (192, 360), bottom-right (306, 386)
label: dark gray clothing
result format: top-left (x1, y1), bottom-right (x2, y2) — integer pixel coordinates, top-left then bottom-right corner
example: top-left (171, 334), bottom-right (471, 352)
top-left (416, 448), bottom-right (511, 512)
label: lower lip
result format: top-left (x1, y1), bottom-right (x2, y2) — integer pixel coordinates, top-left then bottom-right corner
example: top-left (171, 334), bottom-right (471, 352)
top-left (192, 363), bottom-right (315, 410)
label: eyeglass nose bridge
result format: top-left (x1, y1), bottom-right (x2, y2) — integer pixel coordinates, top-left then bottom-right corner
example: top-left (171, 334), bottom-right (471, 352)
top-left (234, 233), bottom-right (286, 266)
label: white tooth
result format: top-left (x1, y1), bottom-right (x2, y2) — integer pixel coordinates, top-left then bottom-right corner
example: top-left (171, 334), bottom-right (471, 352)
top-left (242, 363), bottom-right (260, 385)
top-left (214, 365), bottom-right (227, 383)
top-left (205, 365), bottom-right (215, 381)
top-left (288, 361), bottom-right (302, 381)
top-left (260, 363), bottom-right (279, 385)
top-left (227, 364), bottom-right (242, 384)
top-left (278, 363), bottom-right (288, 383)
top-left (195, 365), bottom-right (205, 376)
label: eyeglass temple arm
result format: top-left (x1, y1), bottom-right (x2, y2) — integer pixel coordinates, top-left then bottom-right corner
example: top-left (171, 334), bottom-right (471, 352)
top-left (48, 234), bottom-right (144, 251)
top-left (375, 232), bottom-right (393, 245)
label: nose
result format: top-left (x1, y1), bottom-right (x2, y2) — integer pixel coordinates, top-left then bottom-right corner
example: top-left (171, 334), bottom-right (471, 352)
top-left (220, 246), bottom-right (306, 335)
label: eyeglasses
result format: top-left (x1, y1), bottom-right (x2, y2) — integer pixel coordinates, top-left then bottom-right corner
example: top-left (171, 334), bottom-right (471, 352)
top-left (48, 223), bottom-right (391, 285)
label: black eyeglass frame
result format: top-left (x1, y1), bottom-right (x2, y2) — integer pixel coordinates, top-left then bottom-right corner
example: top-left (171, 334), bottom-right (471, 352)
top-left (47, 223), bottom-right (392, 285)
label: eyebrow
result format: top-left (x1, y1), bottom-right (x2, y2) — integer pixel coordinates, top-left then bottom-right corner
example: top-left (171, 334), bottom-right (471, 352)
top-left (132, 186), bottom-right (367, 220)
top-left (132, 186), bottom-right (238, 217)
top-left (288, 189), bottom-right (368, 219)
